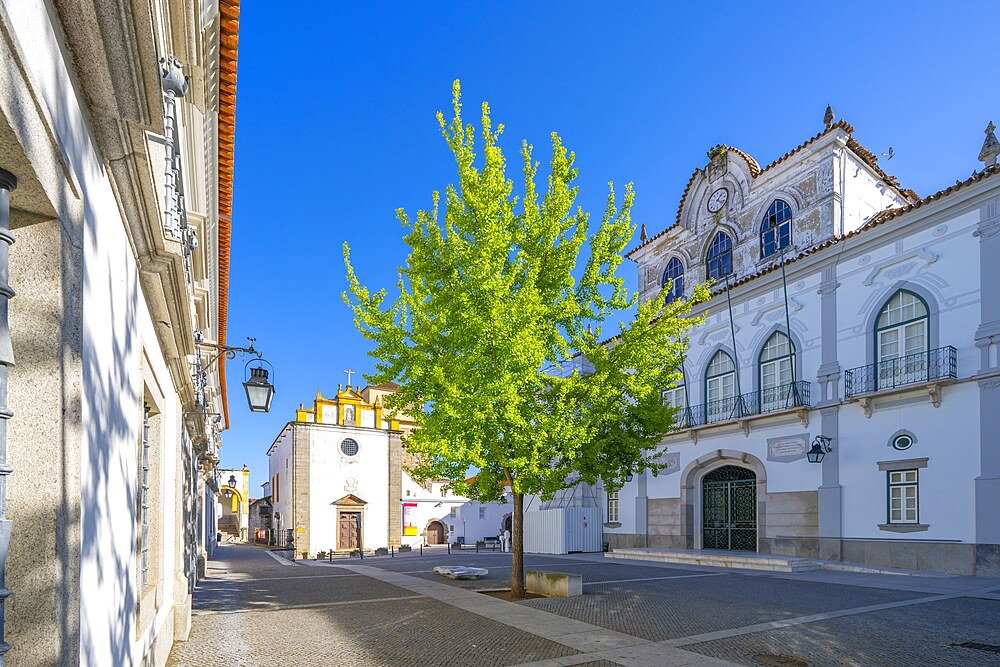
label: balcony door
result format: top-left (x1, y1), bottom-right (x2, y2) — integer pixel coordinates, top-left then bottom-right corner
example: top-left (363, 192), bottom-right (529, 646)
top-left (705, 351), bottom-right (737, 423)
top-left (876, 291), bottom-right (929, 389)
top-left (759, 332), bottom-right (794, 412)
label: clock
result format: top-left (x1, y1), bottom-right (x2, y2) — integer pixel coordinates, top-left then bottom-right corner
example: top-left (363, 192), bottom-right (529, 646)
top-left (707, 187), bottom-right (729, 213)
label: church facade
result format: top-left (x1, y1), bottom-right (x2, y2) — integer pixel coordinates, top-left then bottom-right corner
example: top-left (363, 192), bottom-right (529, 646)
top-left (267, 381), bottom-right (472, 555)
top-left (605, 112), bottom-right (1000, 576)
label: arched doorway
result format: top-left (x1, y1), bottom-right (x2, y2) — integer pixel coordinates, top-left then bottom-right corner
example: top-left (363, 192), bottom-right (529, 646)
top-left (425, 520), bottom-right (446, 545)
top-left (503, 514), bottom-right (512, 534)
top-left (217, 487), bottom-right (245, 542)
top-left (702, 465), bottom-right (757, 551)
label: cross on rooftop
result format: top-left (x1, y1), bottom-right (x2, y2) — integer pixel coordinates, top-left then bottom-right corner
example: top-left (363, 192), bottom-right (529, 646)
top-left (344, 369), bottom-right (355, 387)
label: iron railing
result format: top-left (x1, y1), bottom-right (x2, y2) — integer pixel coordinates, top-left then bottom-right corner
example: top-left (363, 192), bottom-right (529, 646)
top-left (845, 346), bottom-right (957, 397)
top-left (673, 380), bottom-right (811, 430)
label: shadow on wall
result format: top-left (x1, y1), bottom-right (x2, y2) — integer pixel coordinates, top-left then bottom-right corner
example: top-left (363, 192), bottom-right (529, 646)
top-left (78, 226), bottom-right (140, 666)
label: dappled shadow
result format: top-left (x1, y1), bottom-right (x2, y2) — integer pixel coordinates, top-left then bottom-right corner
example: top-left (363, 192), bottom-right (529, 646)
top-left (171, 544), bottom-right (579, 666)
top-left (77, 230), bottom-right (140, 667)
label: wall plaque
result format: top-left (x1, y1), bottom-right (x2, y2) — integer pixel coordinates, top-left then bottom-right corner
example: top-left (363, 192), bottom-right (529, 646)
top-left (658, 452), bottom-right (681, 476)
top-left (767, 433), bottom-right (809, 463)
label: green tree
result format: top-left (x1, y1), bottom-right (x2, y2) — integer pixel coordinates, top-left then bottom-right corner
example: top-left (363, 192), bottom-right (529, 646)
top-left (344, 81), bottom-right (706, 598)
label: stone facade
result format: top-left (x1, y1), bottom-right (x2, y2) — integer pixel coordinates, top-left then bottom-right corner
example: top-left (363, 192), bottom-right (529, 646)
top-left (0, 0), bottom-right (239, 663)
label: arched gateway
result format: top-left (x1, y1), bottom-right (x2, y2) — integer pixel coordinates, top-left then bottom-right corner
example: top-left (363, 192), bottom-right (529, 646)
top-left (679, 450), bottom-right (766, 552)
top-left (702, 465), bottom-right (757, 550)
top-left (425, 520), bottom-right (446, 545)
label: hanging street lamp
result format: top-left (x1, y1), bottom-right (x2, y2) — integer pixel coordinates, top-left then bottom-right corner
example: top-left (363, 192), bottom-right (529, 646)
top-left (243, 364), bottom-right (275, 413)
top-left (195, 336), bottom-right (276, 414)
top-left (807, 435), bottom-right (833, 464)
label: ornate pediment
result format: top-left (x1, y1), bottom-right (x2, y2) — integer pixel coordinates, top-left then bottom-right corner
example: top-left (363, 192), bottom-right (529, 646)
top-left (330, 494), bottom-right (367, 506)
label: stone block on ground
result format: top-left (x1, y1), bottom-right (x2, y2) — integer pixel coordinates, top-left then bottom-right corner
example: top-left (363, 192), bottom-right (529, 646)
top-left (433, 566), bottom-right (488, 579)
top-left (526, 570), bottom-right (583, 597)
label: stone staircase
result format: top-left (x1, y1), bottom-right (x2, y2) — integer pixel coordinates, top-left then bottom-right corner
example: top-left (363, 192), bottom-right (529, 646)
top-left (606, 547), bottom-right (823, 572)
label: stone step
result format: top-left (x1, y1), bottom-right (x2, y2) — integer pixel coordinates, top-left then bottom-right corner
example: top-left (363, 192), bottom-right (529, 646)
top-left (606, 548), bottom-right (822, 572)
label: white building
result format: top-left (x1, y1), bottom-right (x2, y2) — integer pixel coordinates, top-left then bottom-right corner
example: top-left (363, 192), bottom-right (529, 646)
top-left (0, 0), bottom-right (243, 663)
top-left (267, 382), bottom-right (473, 554)
top-left (605, 111), bottom-right (1000, 576)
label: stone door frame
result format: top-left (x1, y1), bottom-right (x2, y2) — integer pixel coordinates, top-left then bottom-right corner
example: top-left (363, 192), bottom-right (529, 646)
top-left (679, 449), bottom-right (768, 552)
top-left (424, 520), bottom-right (446, 545)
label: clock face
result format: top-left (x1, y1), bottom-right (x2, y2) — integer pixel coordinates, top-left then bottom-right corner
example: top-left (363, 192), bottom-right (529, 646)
top-left (707, 188), bottom-right (729, 213)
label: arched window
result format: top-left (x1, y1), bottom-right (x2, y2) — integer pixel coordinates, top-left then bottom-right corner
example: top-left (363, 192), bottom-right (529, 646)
top-left (760, 200), bottom-right (792, 258)
top-left (663, 368), bottom-right (688, 428)
top-left (706, 232), bottom-right (733, 281)
top-left (876, 290), bottom-right (929, 387)
top-left (705, 351), bottom-right (736, 423)
top-left (758, 332), bottom-right (795, 412)
top-left (662, 258), bottom-right (684, 303)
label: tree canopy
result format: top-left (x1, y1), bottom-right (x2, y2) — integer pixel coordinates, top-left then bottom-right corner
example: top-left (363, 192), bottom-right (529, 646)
top-left (343, 80), bottom-right (706, 504)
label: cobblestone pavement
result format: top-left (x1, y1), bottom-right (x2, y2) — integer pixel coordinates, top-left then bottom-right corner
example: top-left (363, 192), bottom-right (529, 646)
top-left (521, 575), bottom-right (925, 642)
top-left (681, 597), bottom-right (1000, 666)
top-left (168, 546), bottom-right (581, 667)
top-left (170, 545), bottom-right (1000, 667)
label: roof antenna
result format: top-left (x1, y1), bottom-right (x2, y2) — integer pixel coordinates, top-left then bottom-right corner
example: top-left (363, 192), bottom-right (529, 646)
top-left (823, 105), bottom-right (835, 130)
top-left (881, 147), bottom-right (894, 160)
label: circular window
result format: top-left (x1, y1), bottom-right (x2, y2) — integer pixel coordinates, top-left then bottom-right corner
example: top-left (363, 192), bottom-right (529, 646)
top-left (340, 438), bottom-right (359, 456)
top-left (892, 435), bottom-right (913, 451)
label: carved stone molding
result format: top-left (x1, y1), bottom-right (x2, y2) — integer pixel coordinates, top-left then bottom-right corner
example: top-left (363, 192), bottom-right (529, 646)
top-left (862, 248), bottom-right (939, 287)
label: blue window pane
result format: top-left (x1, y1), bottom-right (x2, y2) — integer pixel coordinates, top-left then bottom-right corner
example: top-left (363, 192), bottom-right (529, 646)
top-left (706, 232), bottom-right (733, 281)
top-left (760, 200), bottom-right (792, 258)
top-left (662, 258), bottom-right (684, 303)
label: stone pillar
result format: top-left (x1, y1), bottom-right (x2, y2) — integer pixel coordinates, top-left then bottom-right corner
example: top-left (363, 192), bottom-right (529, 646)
top-left (816, 265), bottom-right (843, 562)
top-left (975, 195), bottom-right (1000, 575)
top-left (292, 425), bottom-right (312, 556)
top-left (387, 431), bottom-right (402, 547)
top-left (635, 471), bottom-right (648, 548)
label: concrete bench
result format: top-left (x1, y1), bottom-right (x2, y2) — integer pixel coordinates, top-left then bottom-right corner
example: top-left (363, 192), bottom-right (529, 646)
top-left (526, 570), bottom-right (583, 597)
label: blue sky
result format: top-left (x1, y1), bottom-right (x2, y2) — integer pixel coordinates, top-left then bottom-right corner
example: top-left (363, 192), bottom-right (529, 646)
top-left (222, 2), bottom-right (1000, 494)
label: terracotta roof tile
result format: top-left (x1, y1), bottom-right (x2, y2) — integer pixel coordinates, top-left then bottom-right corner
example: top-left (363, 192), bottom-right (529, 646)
top-left (218, 0), bottom-right (240, 429)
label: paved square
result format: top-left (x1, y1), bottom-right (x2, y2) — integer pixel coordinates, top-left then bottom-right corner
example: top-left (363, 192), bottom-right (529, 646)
top-left (170, 545), bottom-right (1000, 667)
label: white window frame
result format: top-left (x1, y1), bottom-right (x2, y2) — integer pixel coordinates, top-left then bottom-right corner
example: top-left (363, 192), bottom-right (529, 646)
top-left (705, 351), bottom-right (736, 423)
top-left (875, 291), bottom-right (929, 388)
top-left (759, 332), bottom-right (794, 412)
top-left (607, 489), bottom-right (619, 523)
top-left (887, 469), bottom-right (919, 524)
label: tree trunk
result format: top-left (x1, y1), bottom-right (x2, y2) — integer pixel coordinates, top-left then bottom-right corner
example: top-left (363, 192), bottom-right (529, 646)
top-left (511, 491), bottom-right (525, 599)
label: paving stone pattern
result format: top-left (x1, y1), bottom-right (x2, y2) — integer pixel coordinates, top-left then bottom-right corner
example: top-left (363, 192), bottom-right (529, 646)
top-left (170, 597), bottom-right (579, 666)
top-left (522, 575), bottom-right (925, 642)
top-left (168, 546), bottom-right (580, 667)
top-left (682, 597), bottom-right (1000, 667)
top-left (171, 544), bottom-right (1000, 667)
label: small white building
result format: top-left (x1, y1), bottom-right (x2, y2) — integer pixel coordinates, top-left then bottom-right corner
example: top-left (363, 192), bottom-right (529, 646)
top-left (267, 382), bottom-right (472, 554)
top-left (604, 112), bottom-right (1000, 576)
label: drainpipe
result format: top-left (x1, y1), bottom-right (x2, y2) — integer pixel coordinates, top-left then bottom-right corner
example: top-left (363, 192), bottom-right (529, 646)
top-left (0, 168), bottom-right (17, 664)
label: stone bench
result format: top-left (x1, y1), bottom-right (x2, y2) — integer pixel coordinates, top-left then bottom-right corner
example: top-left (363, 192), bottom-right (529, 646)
top-left (526, 570), bottom-right (583, 597)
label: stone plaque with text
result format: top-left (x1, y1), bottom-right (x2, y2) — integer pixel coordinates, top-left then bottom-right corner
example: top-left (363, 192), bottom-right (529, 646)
top-left (767, 434), bottom-right (809, 463)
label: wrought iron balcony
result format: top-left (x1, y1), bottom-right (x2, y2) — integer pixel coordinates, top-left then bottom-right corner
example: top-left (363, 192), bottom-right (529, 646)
top-left (844, 346), bottom-right (957, 397)
top-left (672, 380), bottom-right (811, 430)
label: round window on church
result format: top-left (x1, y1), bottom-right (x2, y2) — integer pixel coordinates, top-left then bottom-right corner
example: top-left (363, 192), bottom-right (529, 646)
top-left (892, 434), bottom-right (913, 451)
top-left (340, 438), bottom-right (359, 457)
